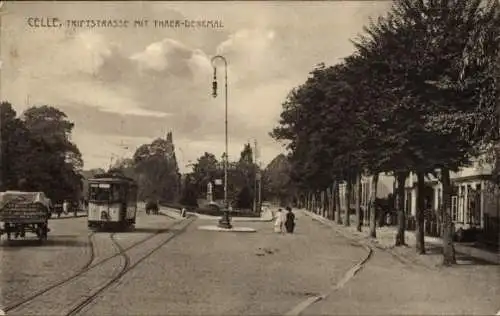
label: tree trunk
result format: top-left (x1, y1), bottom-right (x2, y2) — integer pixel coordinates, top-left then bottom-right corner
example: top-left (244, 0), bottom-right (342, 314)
top-left (344, 178), bottom-right (351, 226)
top-left (321, 190), bottom-right (326, 217)
top-left (441, 167), bottom-right (456, 265)
top-left (315, 192), bottom-right (319, 214)
top-left (356, 173), bottom-right (362, 232)
top-left (326, 187), bottom-right (331, 219)
top-left (324, 190), bottom-right (329, 218)
top-left (331, 184), bottom-right (336, 221)
top-left (306, 192), bottom-right (311, 211)
top-left (312, 193), bottom-right (317, 213)
top-left (395, 171), bottom-right (408, 246)
top-left (415, 171), bottom-right (426, 254)
top-left (335, 180), bottom-right (342, 224)
top-left (369, 174), bottom-right (379, 238)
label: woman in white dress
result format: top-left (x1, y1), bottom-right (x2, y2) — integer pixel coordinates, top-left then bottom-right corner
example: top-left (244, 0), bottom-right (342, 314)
top-left (274, 208), bottom-right (285, 233)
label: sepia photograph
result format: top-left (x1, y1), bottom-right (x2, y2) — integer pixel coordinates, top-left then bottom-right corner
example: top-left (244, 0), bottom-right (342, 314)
top-left (0, 0), bottom-right (498, 315)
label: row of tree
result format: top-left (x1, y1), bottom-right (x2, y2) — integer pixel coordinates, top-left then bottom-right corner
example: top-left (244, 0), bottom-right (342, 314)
top-left (102, 135), bottom-right (272, 210)
top-left (0, 101), bottom-right (292, 209)
top-left (87, 132), bottom-right (182, 203)
top-left (180, 143), bottom-right (261, 209)
top-left (271, 0), bottom-right (499, 265)
top-left (0, 102), bottom-right (84, 202)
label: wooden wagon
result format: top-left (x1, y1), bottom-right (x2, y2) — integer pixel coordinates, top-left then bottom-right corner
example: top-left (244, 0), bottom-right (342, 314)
top-left (0, 191), bottom-right (51, 243)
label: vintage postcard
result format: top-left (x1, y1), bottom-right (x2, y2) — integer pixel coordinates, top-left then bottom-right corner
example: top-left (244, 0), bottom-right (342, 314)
top-left (0, 1), bottom-right (498, 315)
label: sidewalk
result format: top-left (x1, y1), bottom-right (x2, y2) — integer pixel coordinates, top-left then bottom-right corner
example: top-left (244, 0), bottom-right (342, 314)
top-left (301, 209), bottom-right (500, 315)
top-left (49, 213), bottom-right (86, 220)
top-left (302, 210), bottom-right (499, 266)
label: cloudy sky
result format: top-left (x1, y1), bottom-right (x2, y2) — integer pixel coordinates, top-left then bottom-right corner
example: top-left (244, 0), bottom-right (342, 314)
top-left (0, 1), bottom-right (391, 172)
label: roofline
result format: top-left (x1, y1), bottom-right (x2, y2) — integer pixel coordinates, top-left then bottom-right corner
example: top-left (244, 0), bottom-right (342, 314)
top-left (88, 177), bottom-right (136, 183)
top-left (89, 173), bottom-right (136, 183)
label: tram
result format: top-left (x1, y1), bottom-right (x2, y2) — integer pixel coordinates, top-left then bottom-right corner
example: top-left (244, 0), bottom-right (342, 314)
top-left (87, 173), bottom-right (138, 231)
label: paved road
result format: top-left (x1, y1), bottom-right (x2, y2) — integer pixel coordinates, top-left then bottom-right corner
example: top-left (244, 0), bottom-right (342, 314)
top-left (0, 208), bottom-right (178, 315)
top-left (74, 210), bottom-right (367, 315)
top-left (3, 208), bottom-right (491, 315)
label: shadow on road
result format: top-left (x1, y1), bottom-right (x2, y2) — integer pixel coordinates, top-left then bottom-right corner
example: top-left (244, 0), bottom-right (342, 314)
top-left (89, 227), bottom-right (170, 234)
top-left (129, 227), bottom-right (170, 234)
top-left (49, 214), bottom-right (87, 220)
top-left (0, 236), bottom-right (88, 248)
top-left (426, 245), bottom-right (497, 266)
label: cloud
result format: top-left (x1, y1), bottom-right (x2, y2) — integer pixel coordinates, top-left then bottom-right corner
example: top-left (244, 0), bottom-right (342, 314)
top-left (215, 28), bottom-right (280, 84)
top-left (1, 1), bottom-right (392, 172)
top-left (131, 38), bottom-right (192, 72)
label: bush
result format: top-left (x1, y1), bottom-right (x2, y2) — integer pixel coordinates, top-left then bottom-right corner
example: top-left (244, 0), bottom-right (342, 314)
top-left (159, 201), bottom-right (196, 211)
top-left (236, 186), bottom-right (253, 209)
top-left (159, 201), bottom-right (262, 218)
top-left (231, 209), bottom-right (261, 218)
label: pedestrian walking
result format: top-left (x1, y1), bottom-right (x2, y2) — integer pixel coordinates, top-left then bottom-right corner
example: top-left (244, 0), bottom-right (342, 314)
top-left (181, 207), bottom-right (187, 218)
top-left (284, 206), bottom-right (296, 233)
top-left (274, 208), bottom-right (285, 233)
top-left (63, 200), bottom-right (69, 215)
top-left (56, 203), bottom-right (62, 218)
top-left (73, 201), bottom-right (78, 217)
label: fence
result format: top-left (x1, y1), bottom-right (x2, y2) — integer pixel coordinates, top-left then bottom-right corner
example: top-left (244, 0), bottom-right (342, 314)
top-left (303, 188), bottom-right (499, 247)
top-left (482, 214), bottom-right (500, 246)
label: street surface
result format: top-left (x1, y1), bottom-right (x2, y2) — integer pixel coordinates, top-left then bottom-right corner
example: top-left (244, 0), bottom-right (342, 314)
top-left (0, 208), bottom-right (498, 315)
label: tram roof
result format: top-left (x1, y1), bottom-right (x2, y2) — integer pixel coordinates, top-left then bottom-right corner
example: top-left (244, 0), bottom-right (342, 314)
top-left (88, 173), bottom-right (136, 183)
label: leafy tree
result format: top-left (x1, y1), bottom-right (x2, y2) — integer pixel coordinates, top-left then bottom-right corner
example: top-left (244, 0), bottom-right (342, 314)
top-left (233, 143), bottom-right (256, 209)
top-left (180, 173), bottom-right (198, 207)
top-left (81, 168), bottom-right (106, 199)
top-left (271, 0), bottom-right (498, 266)
top-left (263, 154), bottom-right (295, 205)
top-left (0, 102), bottom-right (83, 202)
top-left (187, 144), bottom-right (263, 209)
top-left (109, 158), bottom-right (136, 179)
top-left (133, 133), bottom-right (181, 202)
top-left (353, 0), bottom-right (499, 260)
top-left (0, 102), bottom-right (31, 190)
top-left (191, 152), bottom-right (222, 200)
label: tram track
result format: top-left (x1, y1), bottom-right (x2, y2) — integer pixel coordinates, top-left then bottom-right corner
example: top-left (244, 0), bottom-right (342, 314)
top-left (3, 217), bottom-right (194, 315)
top-left (2, 231), bottom-right (97, 312)
top-left (64, 216), bottom-right (195, 316)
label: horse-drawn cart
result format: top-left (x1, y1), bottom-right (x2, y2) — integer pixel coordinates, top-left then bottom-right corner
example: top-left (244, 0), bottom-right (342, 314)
top-left (0, 191), bottom-right (51, 243)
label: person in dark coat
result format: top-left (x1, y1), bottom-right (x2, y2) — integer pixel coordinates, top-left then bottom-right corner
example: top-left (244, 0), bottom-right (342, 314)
top-left (284, 206), bottom-right (296, 233)
top-left (145, 200), bottom-right (159, 215)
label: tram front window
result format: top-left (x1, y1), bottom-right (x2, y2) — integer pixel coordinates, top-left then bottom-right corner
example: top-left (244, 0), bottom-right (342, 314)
top-left (89, 185), bottom-right (110, 202)
top-left (89, 183), bottom-right (123, 203)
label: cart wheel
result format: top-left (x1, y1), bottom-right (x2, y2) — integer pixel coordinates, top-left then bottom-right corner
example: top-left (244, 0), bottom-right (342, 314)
top-left (37, 224), bottom-right (48, 242)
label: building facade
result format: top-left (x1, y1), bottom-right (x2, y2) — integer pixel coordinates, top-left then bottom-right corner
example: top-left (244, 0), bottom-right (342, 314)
top-left (402, 158), bottom-right (499, 234)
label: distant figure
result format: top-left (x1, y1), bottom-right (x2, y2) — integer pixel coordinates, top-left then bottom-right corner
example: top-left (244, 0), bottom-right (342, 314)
top-left (63, 200), bottom-right (69, 215)
top-left (284, 207), bottom-right (295, 233)
top-left (181, 207), bottom-right (187, 218)
top-left (73, 200), bottom-right (78, 217)
top-left (145, 200), bottom-right (159, 215)
top-left (47, 199), bottom-right (53, 219)
top-left (274, 208), bottom-right (285, 233)
top-left (56, 203), bottom-right (62, 218)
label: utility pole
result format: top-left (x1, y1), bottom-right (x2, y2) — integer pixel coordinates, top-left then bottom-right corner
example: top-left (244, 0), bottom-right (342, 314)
top-left (211, 55), bottom-right (232, 229)
top-left (253, 140), bottom-right (258, 212)
top-left (254, 139), bottom-right (262, 214)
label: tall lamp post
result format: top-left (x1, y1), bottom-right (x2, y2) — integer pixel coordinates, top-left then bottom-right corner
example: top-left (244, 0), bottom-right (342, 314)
top-left (211, 55), bottom-right (232, 229)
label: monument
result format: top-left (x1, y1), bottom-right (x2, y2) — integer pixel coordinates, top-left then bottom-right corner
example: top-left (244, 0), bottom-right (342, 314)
top-left (207, 182), bottom-right (213, 203)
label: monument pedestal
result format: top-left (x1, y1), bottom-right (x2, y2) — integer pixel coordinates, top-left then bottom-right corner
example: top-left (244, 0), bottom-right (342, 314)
top-left (217, 211), bottom-right (232, 229)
